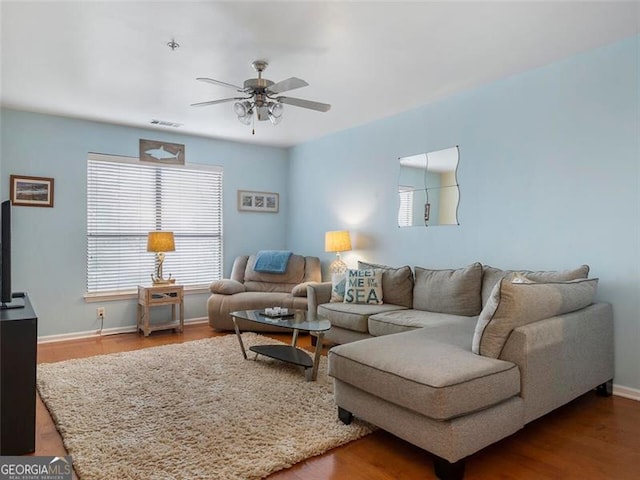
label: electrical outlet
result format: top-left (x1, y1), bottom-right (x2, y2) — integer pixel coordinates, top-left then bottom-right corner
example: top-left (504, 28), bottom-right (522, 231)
top-left (97, 307), bottom-right (105, 319)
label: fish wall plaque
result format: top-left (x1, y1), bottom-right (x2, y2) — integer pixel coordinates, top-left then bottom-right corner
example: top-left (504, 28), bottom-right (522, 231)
top-left (139, 139), bottom-right (185, 165)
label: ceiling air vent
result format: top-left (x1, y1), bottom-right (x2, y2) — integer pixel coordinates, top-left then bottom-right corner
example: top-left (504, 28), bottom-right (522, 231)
top-left (150, 119), bottom-right (183, 128)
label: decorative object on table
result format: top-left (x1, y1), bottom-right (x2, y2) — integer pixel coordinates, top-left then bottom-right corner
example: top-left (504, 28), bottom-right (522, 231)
top-left (261, 307), bottom-right (293, 318)
top-left (191, 60), bottom-right (331, 135)
top-left (37, 334), bottom-right (373, 480)
top-left (237, 190), bottom-right (279, 213)
top-left (139, 139), bottom-right (185, 165)
top-left (9, 175), bottom-right (54, 208)
top-left (253, 250), bottom-right (292, 273)
top-left (325, 230), bottom-right (352, 274)
top-left (147, 231), bottom-right (176, 284)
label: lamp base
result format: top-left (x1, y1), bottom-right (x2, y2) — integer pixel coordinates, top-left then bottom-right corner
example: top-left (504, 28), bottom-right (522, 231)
top-left (329, 258), bottom-right (348, 274)
top-left (151, 274), bottom-right (175, 285)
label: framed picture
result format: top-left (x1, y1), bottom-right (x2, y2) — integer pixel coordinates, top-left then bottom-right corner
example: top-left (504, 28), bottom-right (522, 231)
top-left (237, 190), bottom-right (279, 213)
top-left (10, 175), bottom-right (54, 207)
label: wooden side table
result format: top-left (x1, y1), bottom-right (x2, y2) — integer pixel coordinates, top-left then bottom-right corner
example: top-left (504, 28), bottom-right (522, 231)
top-left (137, 284), bottom-right (184, 337)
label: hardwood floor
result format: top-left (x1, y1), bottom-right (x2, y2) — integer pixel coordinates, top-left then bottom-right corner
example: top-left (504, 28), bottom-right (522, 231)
top-left (35, 323), bottom-right (639, 479)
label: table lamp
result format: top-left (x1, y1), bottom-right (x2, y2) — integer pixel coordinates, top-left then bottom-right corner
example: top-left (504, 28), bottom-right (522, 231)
top-left (147, 231), bottom-right (176, 284)
top-left (325, 230), bottom-right (352, 274)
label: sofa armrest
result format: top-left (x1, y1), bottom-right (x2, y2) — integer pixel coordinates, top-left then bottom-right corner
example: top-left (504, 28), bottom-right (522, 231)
top-left (209, 279), bottom-right (246, 295)
top-left (307, 282), bottom-right (333, 314)
top-left (500, 302), bottom-right (613, 424)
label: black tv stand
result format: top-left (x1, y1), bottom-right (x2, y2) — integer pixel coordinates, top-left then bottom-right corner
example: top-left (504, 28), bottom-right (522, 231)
top-left (1, 296), bottom-right (25, 309)
top-left (1, 293), bottom-right (37, 454)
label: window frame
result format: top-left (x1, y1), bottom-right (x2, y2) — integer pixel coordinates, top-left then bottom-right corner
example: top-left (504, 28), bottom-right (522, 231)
top-left (84, 153), bottom-right (223, 301)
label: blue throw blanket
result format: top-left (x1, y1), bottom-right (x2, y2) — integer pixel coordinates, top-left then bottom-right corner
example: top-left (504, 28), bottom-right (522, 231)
top-left (254, 250), bottom-right (293, 274)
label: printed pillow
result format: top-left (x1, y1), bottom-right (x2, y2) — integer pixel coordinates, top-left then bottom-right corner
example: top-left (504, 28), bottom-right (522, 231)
top-left (343, 269), bottom-right (383, 305)
top-left (413, 263), bottom-right (482, 316)
top-left (472, 277), bottom-right (598, 358)
top-left (358, 261), bottom-right (414, 308)
top-left (330, 273), bottom-right (347, 302)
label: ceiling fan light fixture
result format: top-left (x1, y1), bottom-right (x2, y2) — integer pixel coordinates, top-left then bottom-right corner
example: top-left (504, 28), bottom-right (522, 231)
top-left (268, 102), bottom-right (284, 125)
top-left (256, 105), bottom-right (270, 122)
top-left (233, 100), bottom-right (251, 117)
top-left (238, 111), bottom-right (252, 125)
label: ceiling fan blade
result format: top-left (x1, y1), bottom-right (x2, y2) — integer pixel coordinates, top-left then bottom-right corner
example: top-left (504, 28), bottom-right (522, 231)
top-left (267, 77), bottom-right (309, 94)
top-left (196, 77), bottom-right (246, 91)
top-left (190, 97), bottom-right (244, 107)
top-left (276, 96), bottom-right (331, 112)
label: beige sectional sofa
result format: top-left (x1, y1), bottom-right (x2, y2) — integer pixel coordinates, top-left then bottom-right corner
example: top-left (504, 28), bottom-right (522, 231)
top-left (208, 253), bottom-right (321, 331)
top-left (307, 262), bottom-right (614, 480)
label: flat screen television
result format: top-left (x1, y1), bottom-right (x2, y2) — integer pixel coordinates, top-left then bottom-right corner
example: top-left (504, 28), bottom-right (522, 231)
top-left (1, 200), bottom-right (24, 309)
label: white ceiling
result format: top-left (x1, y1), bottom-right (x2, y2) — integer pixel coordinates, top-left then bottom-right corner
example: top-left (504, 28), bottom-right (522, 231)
top-left (1, 1), bottom-right (638, 148)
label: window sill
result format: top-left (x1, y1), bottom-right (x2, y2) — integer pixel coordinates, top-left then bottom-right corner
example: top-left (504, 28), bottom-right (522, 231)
top-left (84, 286), bottom-right (210, 303)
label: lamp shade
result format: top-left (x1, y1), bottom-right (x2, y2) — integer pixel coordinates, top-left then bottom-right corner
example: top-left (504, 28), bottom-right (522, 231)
top-left (325, 230), bottom-right (352, 253)
top-left (147, 231), bottom-right (175, 252)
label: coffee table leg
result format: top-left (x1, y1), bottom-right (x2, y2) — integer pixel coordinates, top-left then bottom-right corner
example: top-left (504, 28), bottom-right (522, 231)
top-left (231, 316), bottom-right (248, 360)
top-left (291, 328), bottom-right (299, 347)
top-left (310, 331), bottom-right (324, 381)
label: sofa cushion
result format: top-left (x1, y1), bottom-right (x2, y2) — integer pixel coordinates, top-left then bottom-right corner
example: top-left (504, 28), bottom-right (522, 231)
top-left (344, 269), bottom-right (383, 305)
top-left (481, 265), bottom-right (590, 306)
top-left (209, 279), bottom-right (246, 295)
top-left (243, 254), bottom-right (306, 292)
top-left (358, 262), bottom-right (414, 308)
top-left (413, 262), bottom-right (482, 316)
top-left (473, 277), bottom-right (599, 358)
top-left (328, 328), bottom-right (520, 420)
top-left (319, 302), bottom-right (406, 333)
top-left (368, 309), bottom-right (477, 338)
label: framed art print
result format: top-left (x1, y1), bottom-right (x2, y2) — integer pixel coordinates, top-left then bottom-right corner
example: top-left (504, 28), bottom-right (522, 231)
top-left (237, 190), bottom-right (279, 213)
top-left (10, 175), bottom-right (54, 207)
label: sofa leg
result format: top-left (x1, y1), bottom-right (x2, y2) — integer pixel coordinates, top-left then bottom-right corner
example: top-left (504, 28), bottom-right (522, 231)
top-left (338, 407), bottom-right (353, 425)
top-left (596, 379), bottom-right (613, 397)
top-left (433, 456), bottom-right (465, 480)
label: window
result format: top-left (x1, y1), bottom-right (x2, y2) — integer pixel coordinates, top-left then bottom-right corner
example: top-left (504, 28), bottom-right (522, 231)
top-left (398, 186), bottom-right (414, 227)
top-left (87, 154), bottom-right (223, 294)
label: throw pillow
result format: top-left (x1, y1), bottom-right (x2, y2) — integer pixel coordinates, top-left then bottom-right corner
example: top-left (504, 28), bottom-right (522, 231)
top-left (343, 269), bottom-right (383, 305)
top-left (481, 265), bottom-right (590, 307)
top-left (413, 262), bottom-right (483, 316)
top-left (330, 273), bottom-right (347, 302)
top-left (472, 277), bottom-right (599, 358)
top-left (358, 261), bottom-right (414, 308)
top-left (209, 279), bottom-right (246, 295)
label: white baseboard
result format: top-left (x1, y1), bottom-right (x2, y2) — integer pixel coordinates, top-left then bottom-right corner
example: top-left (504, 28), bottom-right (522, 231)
top-left (613, 384), bottom-right (640, 401)
top-left (37, 317), bottom-right (209, 344)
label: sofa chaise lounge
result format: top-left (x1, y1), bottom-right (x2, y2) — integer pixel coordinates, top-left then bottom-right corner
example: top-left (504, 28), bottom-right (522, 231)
top-left (307, 262), bottom-right (613, 479)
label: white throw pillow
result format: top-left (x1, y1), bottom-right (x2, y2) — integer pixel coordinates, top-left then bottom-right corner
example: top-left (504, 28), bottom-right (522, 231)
top-left (343, 269), bottom-right (383, 305)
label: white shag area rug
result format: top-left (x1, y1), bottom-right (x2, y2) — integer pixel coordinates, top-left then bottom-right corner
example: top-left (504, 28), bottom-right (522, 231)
top-left (37, 333), bottom-right (373, 480)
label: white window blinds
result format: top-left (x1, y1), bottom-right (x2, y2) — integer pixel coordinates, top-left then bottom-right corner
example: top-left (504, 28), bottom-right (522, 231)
top-left (87, 154), bottom-right (223, 294)
top-left (398, 186), bottom-right (414, 227)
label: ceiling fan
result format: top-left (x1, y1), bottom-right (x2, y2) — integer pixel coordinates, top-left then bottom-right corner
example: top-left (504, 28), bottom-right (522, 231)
top-left (191, 60), bottom-right (331, 128)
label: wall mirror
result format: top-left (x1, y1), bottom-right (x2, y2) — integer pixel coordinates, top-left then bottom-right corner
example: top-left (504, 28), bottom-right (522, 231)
top-left (397, 146), bottom-right (460, 227)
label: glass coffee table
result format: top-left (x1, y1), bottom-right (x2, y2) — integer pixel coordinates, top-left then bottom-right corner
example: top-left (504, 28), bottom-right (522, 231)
top-left (230, 309), bottom-right (331, 381)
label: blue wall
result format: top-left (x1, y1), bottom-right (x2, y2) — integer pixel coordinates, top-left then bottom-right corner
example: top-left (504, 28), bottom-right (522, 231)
top-left (0, 110), bottom-right (290, 336)
top-left (287, 37), bottom-right (640, 391)
top-left (1, 36), bottom-right (638, 392)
